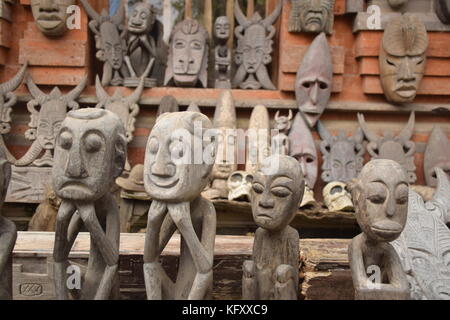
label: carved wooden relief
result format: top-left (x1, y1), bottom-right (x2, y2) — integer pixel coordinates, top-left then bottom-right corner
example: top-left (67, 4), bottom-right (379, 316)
top-left (424, 126), bottom-right (450, 187)
top-left (5, 167), bottom-right (52, 204)
top-left (289, 0), bottom-right (335, 34)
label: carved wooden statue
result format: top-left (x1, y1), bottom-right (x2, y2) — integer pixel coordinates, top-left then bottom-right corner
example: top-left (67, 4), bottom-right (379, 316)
top-left (423, 126), bottom-right (450, 187)
top-left (392, 168), bottom-right (450, 300)
top-left (30, 0), bottom-right (76, 37)
top-left (272, 110), bottom-right (293, 156)
top-left (348, 159), bottom-right (410, 300)
top-left (296, 33), bottom-right (332, 128)
top-left (379, 15), bottom-right (428, 104)
top-left (0, 147), bottom-right (15, 300)
top-left (164, 19), bottom-right (209, 88)
top-left (246, 105), bottom-right (271, 175)
top-left (202, 91), bottom-right (237, 200)
top-left (233, 0), bottom-right (282, 90)
top-left (15, 75), bottom-right (87, 167)
top-left (243, 154), bottom-right (304, 300)
top-left (187, 102), bottom-right (201, 113)
top-left (156, 95), bottom-right (179, 117)
top-left (289, 0), bottom-right (335, 34)
top-left (125, 1), bottom-right (167, 87)
top-left (143, 112), bottom-right (217, 300)
top-left (358, 112), bottom-right (416, 183)
top-left (214, 16), bottom-right (232, 89)
top-left (80, 0), bottom-right (127, 86)
top-left (317, 121), bottom-right (365, 183)
top-left (435, 0), bottom-right (450, 24)
top-left (52, 108), bottom-right (127, 300)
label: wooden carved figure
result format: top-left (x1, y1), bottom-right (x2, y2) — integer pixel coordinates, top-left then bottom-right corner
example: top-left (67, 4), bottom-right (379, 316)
top-left (271, 110), bottom-right (293, 156)
top-left (52, 108), bottom-right (127, 300)
top-left (0, 147), bottom-right (15, 300)
top-left (15, 75), bottom-right (87, 167)
top-left (435, 0), bottom-right (450, 24)
top-left (348, 159), bottom-right (410, 300)
top-left (289, 0), bottom-right (335, 34)
top-left (214, 16), bottom-right (232, 89)
top-left (296, 33), bottom-right (332, 128)
top-left (80, 0), bottom-right (127, 86)
top-left (246, 105), bottom-right (271, 175)
top-left (233, 0), bottom-right (282, 90)
top-left (317, 121), bottom-right (365, 183)
top-left (156, 95), bottom-right (179, 117)
top-left (423, 126), bottom-right (450, 187)
top-left (379, 15), bottom-right (428, 104)
top-left (392, 168), bottom-right (450, 300)
top-left (164, 19), bottom-right (209, 88)
top-left (243, 154), bottom-right (304, 300)
top-left (202, 91), bottom-right (237, 200)
top-left (143, 112), bottom-right (217, 300)
top-left (358, 112), bottom-right (416, 183)
top-left (30, 0), bottom-right (76, 37)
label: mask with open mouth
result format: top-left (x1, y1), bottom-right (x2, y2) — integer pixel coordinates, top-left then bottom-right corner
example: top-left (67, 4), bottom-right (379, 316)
top-left (30, 0), bottom-right (75, 37)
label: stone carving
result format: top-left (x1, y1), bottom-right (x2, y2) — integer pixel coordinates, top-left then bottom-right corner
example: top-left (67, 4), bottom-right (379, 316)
top-left (379, 15), bottom-right (428, 104)
top-left (214, 16), bottom-right (232, 89)
top-left (30, 0), bottom-right (76, 37)
top-left (358, 112), bottom-right (416, 183)
top-left (202, 91), bottom-right (237, 200)
top-left (227, 171), bottom-right (253, 201)
top-left (233, 0), bottom-right (282, 90)
top-left (52, 108), bottom-right (127, 300)
top-left (323, 181), bottom-right (354, 212)
top-left (289, 113), bottom-right (318, 189)
top-left (272, 110), bottom-right (293, 156)
top-left (0, 147), bottom-right (15, 300)
top-left (246, 105), bottom-right (271, 175)
top-left (15, 75), bottom-right (87, 167)
top-left (80, 0), bottom-right (127, 86)
top-left (243, 154), bottom-right (304, 300)
top-left (143, 112), bottom-right (217, 300)
top-left (392, 168), bottom-right (450, 300)
top-left (156, 95), bottom-right (179, 117)
top-left (423, 126), bottom-right (450, 187)
top-left (289, 0), bottom-right (335, 34)
top-left (317, 121), bottom-right (365, 183)
top-left (348, 159), bottom-right (410, 300)
top-left (164, 19), bottom-right (209, 88)
top-left (435, 0), bottom-right (450, 24)
top-left (296, 33), bottom-right (332, 128)
top-left (124, 1), bottom-right (167, 87)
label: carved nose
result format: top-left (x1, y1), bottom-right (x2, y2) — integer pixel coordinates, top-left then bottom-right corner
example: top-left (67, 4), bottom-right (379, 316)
top-left (65, 153), bottom-right (88, 178)
top-left (40, 0), bottom-right (58, 11)
top-left (151, 162), bottom-right (175, 177)
top-left (398, 59), bottom-right (415, 82)
top-left (310, 82), bottom-right (319, 104)
top-left (259, 198), bottom-right (274, 209)
top-left (386, 196), bottom-right (396, 217)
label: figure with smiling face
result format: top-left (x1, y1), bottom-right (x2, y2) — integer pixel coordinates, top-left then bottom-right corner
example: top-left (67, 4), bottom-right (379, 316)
top-left (143, 112), bottom-right (217, 300)
top-left (243, 155), bottom-right (304, 300)
top-left (289, 0), bottom-right (335, 34)
top-left (30, 0), bottom-right (76, 37)
top-left (348, 159), bottom-right (410, 300)
top-left (52, 108), bottom-right (127, 300)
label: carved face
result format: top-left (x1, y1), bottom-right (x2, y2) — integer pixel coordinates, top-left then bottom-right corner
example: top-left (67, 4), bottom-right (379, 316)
top-left (30, 0), bottom-right (75, 37)
top-left (128, 2), bottom-right (155, 34)
top-left (241, 25), bottom-right (268, 74)
top-left (352, 160), bottom-right (409, 243)
top-left (251, 155), bottom-right (304, 231)
top-left (214, 16), bottom-right (230, 40)
top-left (101, 22), bottom-right (124, 70)
top-left (53, 109), bottom-right (126, 201)
top-left (212, 128), bottom-right (237, 179)
top-left (37, 101), bottom-right (67, 150)
top-left (298, 0), bottom-right (333, 33)
top-left (324, 140), bottom-right (361, 183)
top-left (144, 112), bottom-right (216, 202)
top-left (227, 171), bottom-right (253, 201)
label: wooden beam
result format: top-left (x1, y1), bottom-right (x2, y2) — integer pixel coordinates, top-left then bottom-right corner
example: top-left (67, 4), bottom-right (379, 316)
top-left (203, 0), bottom-right (213, 38)
top-left (185, 0), bottom-right (192, 19)
top-left (246, 0), bottom-right (254, 17)
top-left (226, 0), bottom-right (235, 49)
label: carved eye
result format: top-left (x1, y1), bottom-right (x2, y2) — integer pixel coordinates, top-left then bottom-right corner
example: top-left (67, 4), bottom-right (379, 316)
top-left (252, 182), bottom-right (264, 194)
top-left (305, 156), bottom-right (315, 164)
top-left (271, 186), bottom-right (292, 198)
top-left (319, 82), bottom-right (328, 90)
top-left (333, 162), bottom-right (340, 169)
top-left (413, 257), bottom-right (427, 266)
top-left (174, 40), bottom-right (185, 49)
top-left (191, 41), bottom-right (202, 50)
top-left (140, 12), bottom-right (148, 19)
top-left (84, 133), bottom-right (103, 153)
top-left (169, 140), bottom-right (185, 159)
top-left (386, 59), bottom-right (395, 66)
top-left (59, 131), bottom-right (73, 150)
top-left (148, 138), bottom-right (159, 154)
top-left (417, 58), bottom-right (424, 65)
top-left (396, 196), bottom-right (408, 205)
top-left (367, 195), bottom-right (385, 204)
top-left (302, 82), bottom-right (312, 89)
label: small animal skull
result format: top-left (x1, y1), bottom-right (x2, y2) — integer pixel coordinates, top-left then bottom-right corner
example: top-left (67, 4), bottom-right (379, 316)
top-left (323, 181), bottom-right (354, 212)
top-left (227, 171), bottom-right (253, 201)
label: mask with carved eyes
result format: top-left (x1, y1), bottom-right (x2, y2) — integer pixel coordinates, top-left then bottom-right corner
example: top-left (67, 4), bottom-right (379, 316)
top-left (323, 181), bottom-right (354, 212)
top-left (227, 171), bottom-right (253, 201)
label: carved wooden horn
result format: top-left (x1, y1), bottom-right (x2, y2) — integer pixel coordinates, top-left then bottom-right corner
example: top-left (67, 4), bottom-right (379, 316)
top-left (64, 75), bottom-right (88, 104)
top-left (111, 0), bottom-right (125, 26)
top-left (79, 0), bottom-right (101, 22)
top-left (357, 113), bottom-right (380, 142)
top-left (95, 75), bottom-right (111, 104)
top-left (397, 111), bottom-right (415, 142)
top-left (125, 77), bottom-right (145, 106)
top-left (432, 167), bottom-right (450, 211)
top-left (0, 62), bottom-right (27, 95)
top-left (26, 75), bottom-right (47, 102)
top-left (287, 110), bottom-right (293, 121)
top-left (352, 127), bottom-right (365, 144)
top-left (262, 0), bottom-right (282, 28)
top-left (317, 120), bottom-right (333, 143)
top-left (234, 0), bottom-right (250, 27)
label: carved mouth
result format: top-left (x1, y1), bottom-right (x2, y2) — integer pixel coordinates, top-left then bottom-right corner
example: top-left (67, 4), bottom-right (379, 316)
top-left (60, 181), bottom-right (91, 193)
top-left (256, 213), bottom-right (273, 220)
top-left (395, 85), bottom-right (416, 98)
top-left (148, 175), bottom-right (179, 188)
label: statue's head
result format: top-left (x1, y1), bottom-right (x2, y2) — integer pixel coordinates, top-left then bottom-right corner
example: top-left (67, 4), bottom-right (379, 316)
top-left (128, 1), bottom-right (156, 34)
top-left (251, 155), bottom-right (304, 231)
top-left (214, 16), bottom-right (230, 41)
top-left (296, 0), bottom-right (334, 33)
top-left (144, 112), bottom-right (217, 202)
top-left (165, 19), bottom-right (209, 88)
top-left (30, 0), bottom-right (75, 37)
top-left (53, 108), bottom-right (127, 202)
top-left (350, 159), bottom-right (409, 243)
top-left (0, 147), bottom-right (11, 210)
top-left (379, 15), bottom-right (428, 104)
top-left (100, 21), bottom-right (125, 70)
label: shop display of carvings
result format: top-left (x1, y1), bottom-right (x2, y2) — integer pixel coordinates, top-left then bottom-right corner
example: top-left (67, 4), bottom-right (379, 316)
top-left (245, 105), bottom-right (271, 174)
top-left (271, 110), bottom-right (293, 156)
top-left (143, 112), bottom-right (217, 300)
top-left (348, 159), bottom-right (410, 300)
top-left (214, 16), bottom-right (232, 89)
top-left (289, 0), bottom-right (335, 34)
top-left (30, 0), bottom-right (76, 37)
top-left (233, 0), bottom-right (282, 90)
top-left (243, 155), bottom-right (304, 300)
top-left (52, 108), bottom-right (127, 300)
top-left (358, 112), bottom-right (417, 184)
top-left (296, 33), bottom-right (332, 128)
top-left (423, 126), bottom-right (450, 187)
top-left (379, 15), bottom-right (428, 104)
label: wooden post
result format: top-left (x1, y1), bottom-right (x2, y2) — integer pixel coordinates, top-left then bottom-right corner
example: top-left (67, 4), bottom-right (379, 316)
top-left (246, 0), bottom-right (254, 17)
top-left (226, 0), bottom-right (234, 49)
top-left (162, 0), bottom-right (173, 43)
top-left (185, 0), bottom-right (192, 19)
top-left (203, 0), bottom-right (213, 38)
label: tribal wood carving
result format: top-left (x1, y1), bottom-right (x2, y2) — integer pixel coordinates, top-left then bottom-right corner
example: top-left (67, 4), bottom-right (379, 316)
top-left (423, 126), bottom-right (450, 187)
top-left (214, 16), bottom-right (232, 89)
top-left (272, 110), bottom-right (293, 156)
top-left (289, 0), bottom-right (335, 34)
top-left (30, 0), bottom-right (76, 37)
top-left (246, 105), bottom-right (271, 175)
